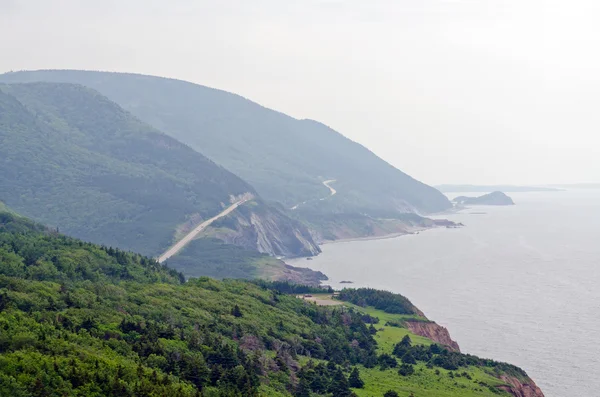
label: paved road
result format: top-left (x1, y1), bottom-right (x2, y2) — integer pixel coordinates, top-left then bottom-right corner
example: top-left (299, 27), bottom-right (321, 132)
top-left (321, 179), bottom-right (337, 197)
top-left (158, 197), bottom-right (251, 263)
top-left (291, 179), bottom-right (337, 210)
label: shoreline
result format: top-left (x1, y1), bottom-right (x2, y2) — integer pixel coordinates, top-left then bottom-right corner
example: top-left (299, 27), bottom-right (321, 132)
top-left (285, 222), bottom-right (463, 285)
top-left (319, 228), bottom-right (426, 245)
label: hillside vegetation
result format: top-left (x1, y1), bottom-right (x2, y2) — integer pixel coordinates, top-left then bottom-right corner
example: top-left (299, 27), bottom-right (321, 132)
top-left (0, 211), bottom-right (538, 397)
top-left (0, 71), bottom-right (452, 222)
top-left (0, 82), bottom-right (252, 256)
top-left (0, 82), bottom-right (319, 274)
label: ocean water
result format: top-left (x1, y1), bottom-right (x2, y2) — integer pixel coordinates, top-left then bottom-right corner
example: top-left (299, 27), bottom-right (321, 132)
top-left (289, 190), bottom-right (600, 397)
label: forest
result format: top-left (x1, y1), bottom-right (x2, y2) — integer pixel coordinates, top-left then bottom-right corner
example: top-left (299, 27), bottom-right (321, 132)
top-left (0, 211), bottom-right (532, 396)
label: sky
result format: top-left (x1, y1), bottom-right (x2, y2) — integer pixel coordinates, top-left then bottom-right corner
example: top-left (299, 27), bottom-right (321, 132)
top-left (1, 0), bottom-right (599, 185)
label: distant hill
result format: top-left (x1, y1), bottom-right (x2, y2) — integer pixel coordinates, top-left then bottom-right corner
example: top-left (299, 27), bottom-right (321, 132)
top-left (437, 184), bottom-right (562, 193)
top-left (453, 191), bottom-right (515, 206)
top-left (0, 82), bottom-right (319, 273)
top-left (0, 71), bottom-right (452, 232)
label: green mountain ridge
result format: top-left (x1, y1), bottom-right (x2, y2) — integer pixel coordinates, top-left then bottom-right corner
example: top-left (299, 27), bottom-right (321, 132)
top-left (0, 211), bottom-right (543, 397)
top-left (0, 82), bottom-right (320, 279)
top-left (0, 70), bottom-right (452, 239)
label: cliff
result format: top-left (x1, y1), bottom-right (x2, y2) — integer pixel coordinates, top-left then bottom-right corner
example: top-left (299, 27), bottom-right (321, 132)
top-left (405, 320), bottom-right (546, 396)
top-left (202, 200), bottom-right (321, 258)
top-left (498, 375), bottom-right (545, 397)
top-left (453, 191), bottom-right (515, 206)
top-left (405, 320), bottom-right (461, 352)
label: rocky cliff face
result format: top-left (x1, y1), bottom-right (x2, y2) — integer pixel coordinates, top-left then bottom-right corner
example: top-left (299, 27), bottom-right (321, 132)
top-left (405, 319), bottom-right (544, 397)
top-left (405, 320), bottom-right (461, 352)
top-left (498, 375), bottom-right (545, 397)
top-left (202, 201), bottom-right (321, 258)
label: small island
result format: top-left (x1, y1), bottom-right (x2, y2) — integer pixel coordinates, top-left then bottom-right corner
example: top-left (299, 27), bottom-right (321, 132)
top-left (453, 191), bottom-right (515, 206)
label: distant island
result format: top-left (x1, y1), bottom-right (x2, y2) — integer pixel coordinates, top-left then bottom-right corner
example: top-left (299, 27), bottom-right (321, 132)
top-left (437, 184), bottom-right (562, 193)
top-left (453, 191), bottom-right (515, 206)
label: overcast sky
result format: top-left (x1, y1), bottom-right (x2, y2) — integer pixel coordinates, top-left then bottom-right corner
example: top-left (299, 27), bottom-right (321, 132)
top-left (1, 0), bottom-right (599, 185)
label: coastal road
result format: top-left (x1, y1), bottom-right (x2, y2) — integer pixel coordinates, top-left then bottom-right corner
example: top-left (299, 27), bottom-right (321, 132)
top-left (158, 196), bottom-right (252, 263)
top-left (291, 179), bottom-right (337, 210)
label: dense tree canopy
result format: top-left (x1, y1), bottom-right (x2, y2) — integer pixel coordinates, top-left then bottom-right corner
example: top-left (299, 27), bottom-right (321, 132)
top-left (0, 211), bottom-right (532, 396)
top-left (0, 212), bottom-right (378, 396)
top-left (337, 288), bottom-right (419, 315)
top-left (0, 83), bottom-right (252, 257)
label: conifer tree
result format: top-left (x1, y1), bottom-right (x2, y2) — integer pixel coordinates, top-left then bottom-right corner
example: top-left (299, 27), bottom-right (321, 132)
top-left (329, 368), bottom-right (352, 397)
top-left (348, 367), bottom-right (364, 388)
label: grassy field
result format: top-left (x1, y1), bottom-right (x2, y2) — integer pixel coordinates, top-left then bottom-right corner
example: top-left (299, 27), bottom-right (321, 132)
top-left (304, 294), bottom-right (513, 397)
top-left (355, 364), bottom-right (507, 397)
top-left (356, 305), bottom-right (510, 397)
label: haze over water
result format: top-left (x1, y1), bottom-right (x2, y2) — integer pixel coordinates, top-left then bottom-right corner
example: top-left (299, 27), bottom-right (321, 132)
top-left (291, 190), bottom-right (600, 397)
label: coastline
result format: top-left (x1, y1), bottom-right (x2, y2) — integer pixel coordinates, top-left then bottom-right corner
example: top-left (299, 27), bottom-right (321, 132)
top-left (319, 227), bottom-right (428, 245)
top-left (284, 216), bottom-right (463, 284)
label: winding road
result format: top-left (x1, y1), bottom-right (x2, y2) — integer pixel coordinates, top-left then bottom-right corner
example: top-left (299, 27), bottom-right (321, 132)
top-left (291, 179), bottom-right (337, 210)
top-left (158, 196), bottom-right (252, 263)
top-left (321, 179), bottom-right (337, 197)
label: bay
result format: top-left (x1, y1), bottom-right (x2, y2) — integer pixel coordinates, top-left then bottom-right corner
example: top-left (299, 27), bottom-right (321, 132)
top-left (289, 190), bottom-right (600, 397)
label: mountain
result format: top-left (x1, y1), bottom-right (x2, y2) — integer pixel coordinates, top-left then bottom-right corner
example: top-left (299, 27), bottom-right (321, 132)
top-left (453, 191), bottom-right (515, 206)
top-left (0, 82), bottom-right (320, 276)
top-left (0, 70), bottom-right (452, 238)
top-left (437, 184), bottom-right (562, 193)
top-left (0, 210), bottom-right (544, 397)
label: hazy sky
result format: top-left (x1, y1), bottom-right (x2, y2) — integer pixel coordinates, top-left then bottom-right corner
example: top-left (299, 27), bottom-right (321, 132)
top-left (2, 0), bottom-right (599, 185)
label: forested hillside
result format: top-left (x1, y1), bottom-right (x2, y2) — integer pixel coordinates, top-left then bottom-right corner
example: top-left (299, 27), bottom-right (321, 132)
top-left (0, 82), bottom-right (252, 256)
top-left (0, 70), bottom-right (451, 222)
top-left (0, 82), bottom-right (319, 269)
top-left (0, 211), bottom-right (541, 397)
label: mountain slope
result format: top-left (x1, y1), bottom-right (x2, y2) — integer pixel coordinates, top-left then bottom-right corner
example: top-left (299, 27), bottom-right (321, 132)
top-left (0, 70), bottom-right (452, 220)
top-left (0, 211), bottom-right (543, 397)
top-left (0, 82), bottom-right (319, 266)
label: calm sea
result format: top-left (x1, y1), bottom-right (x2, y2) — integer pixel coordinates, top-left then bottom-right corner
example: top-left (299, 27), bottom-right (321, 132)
top-left (289, 190), bottom-right (600, 397)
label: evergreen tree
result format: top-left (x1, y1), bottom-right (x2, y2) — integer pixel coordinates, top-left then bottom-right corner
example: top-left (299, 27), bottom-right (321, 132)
top-left (328, 368), bottom-right (352, 397)
top-left (383, 391), bottom-right (399, 397)
top-left (311, 374), bottom-right (328, 394)
top-left (348, 367), bottom-right (364, 388)
top-left (369, 323), bottom-right (377, 335)
top-left (231, 305), bottom-right (243, 318)
top-left (398, 363), bottom-right (415, 377)
top-left (400, 335), bottom-right (412, 347)
top-left (393, 335), bottom-right (412, 357)
top-left (295, 377), bottom-right (311, 397)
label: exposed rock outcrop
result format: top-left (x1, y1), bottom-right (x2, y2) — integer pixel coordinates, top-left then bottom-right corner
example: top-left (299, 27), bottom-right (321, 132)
top-left (405, 319), bottom-right (544, 397)
top-left (202, 200), bottom-right (321, 258)
top-left (498, 375), bottom-right (545, 397)
top-left (405, 320), bottom-right (461, 352)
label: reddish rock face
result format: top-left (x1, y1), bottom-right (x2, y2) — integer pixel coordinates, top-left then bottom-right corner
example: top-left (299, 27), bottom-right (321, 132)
top-left (498, 375), bottom-right (545, 397)
top-left (404, 320), bottom-right (461, 352)
top-left (404, 321), bottom-right (544, 397)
